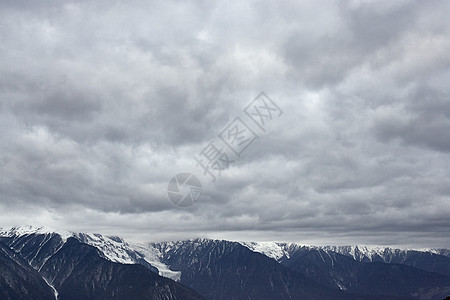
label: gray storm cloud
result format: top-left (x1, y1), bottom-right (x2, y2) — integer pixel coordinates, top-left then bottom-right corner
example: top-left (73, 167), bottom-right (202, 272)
top-left (0, 0), bottom-right (449, 248)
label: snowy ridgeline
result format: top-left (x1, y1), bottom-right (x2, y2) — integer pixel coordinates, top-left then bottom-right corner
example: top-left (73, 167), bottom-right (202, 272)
top-left (240, 241), bottom-right (450, 262)
top-left (0, 226), bottom-right (180, 281)
top-left (1, 225), bottom-right (448, 282)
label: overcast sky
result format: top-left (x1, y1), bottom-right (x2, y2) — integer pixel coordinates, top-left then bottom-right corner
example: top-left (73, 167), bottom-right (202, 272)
top-left (1, 0), bottom-right (449, 249)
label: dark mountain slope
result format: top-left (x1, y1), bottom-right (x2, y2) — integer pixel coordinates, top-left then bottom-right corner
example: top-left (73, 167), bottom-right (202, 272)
top-left (280, 247), bottom-right (450, 300)
top-left (322, 245), bottom-right (450, 278)
top-left (0, 232), bottom-right (65, 270)
top-left (153, 239), bottom-right (402, 300)
top-left (0, 241), bottom-right (55, 300)
top-left (39, 237), bottom-right (205, 300)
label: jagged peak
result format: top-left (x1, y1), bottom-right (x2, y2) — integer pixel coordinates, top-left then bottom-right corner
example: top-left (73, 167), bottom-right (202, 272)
top-left (0, 225), bottom-right (72, 239)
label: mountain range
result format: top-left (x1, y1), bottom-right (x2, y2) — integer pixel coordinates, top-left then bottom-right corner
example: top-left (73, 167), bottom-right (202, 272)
top-left (0, 226), bottom-right (449, 299)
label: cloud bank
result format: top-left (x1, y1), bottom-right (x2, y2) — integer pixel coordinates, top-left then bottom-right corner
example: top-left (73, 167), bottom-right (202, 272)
top-left (0, 0), bottom-right (449, 248)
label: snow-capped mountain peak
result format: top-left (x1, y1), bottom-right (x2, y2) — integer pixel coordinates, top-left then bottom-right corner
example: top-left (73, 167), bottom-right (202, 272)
top-left (71, 232), bottom-right (181, 281)
top-left (240, 241), bottom-right (328, 262)
top-left (1, 225), bottom-right (56, 236)
top-left (239, 241), bottom-right (289, 261)
top-left (239, 242), bottom-right (450, 264)
top-left (2, 226), bottom-right (448, 286)
top-left (0, 226), bottom-right (181, 281)
top-left (0, 225), bottom-right (72, 241)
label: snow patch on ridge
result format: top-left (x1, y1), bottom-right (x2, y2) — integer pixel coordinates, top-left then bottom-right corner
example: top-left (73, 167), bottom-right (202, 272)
top-left (73, 232), bottom-right (181, 281)
top-left (42, 276), bottom-right (58, 300)
top-left (128, 242), bottom-right (181, 281)
top-left (0, 225), bottom-right (72, 241)
top-left (74, 233), bottom-right (136, 264)
top-left (0, 226), bottom-right (181, 281)
top-left (240, 242), bottom-right (287, 261)
top-left (240, 241), bottom-right (317, 262)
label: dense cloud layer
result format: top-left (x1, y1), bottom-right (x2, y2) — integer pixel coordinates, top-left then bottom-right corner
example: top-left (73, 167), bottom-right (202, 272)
top-left (1, 0), bottom-right (449, 248)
